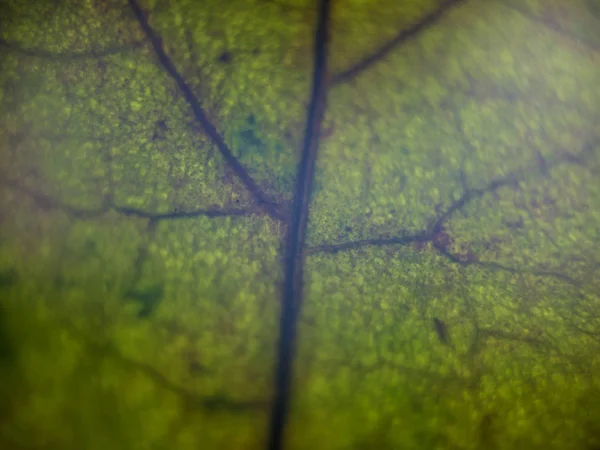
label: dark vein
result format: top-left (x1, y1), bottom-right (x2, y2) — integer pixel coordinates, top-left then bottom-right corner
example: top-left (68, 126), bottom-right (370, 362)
top-left (430, 142), bottom-right (595, 233)
top-left (304, 172), bottom-right (518, 256)
top-left (430, 174), bottom-right (519, 234)
top-left (495, 1), bottom-right (600, 52)
top-left (267, 0), bottom-right (332, 448)
top-left (114, 205), bottom-right (258, 219)
top-left (4, 179), bottom-right (108, 219)
top-left (60, 318), bottom-right (269, 413)
top-left (305, 233), bottom-right (430, 255)
top-left (432, 243), bottom-right (580, 285)
top-left (127, 0), bottom-right (285, 222)
top-left (305, 144), bottom-right (593, 287)
top-left (0, 38), bottom-right (143, 60)
top-left (330, 0), bottom-right (467, 86)
top-left (2, 179), bottom-right (260, 221)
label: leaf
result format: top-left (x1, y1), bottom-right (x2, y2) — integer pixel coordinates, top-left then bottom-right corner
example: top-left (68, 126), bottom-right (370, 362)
top-left (0, 0), bottom-right (599, 449)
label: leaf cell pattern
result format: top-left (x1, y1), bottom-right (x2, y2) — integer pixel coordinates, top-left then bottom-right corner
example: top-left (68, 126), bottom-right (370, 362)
top-left (0, 0), bottom-right (599, 449)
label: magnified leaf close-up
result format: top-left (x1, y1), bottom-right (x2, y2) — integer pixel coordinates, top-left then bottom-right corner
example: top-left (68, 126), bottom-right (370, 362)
top-left (1, 0), bottom-right (599, 449)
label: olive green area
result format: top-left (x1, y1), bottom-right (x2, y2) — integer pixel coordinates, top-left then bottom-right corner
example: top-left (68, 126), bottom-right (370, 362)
top-left (1, 0), bottom-right (600, 449)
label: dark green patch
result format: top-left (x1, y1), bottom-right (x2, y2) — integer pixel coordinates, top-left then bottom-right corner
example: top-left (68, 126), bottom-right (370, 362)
top-left (218, 51), bottom-right (233, 64)
top-left (588, 0), bottom-right (600, 18)
top-left (53, 273), bottom-right (77, 290)
top-left (0, 268), bottom-right (17, 289)
top-left (152, 119), bottom-right (168, 141)
top-left (83, 238), bottom-right (99, 255)
top-left (0, 305), bottom-right (14, 365)
top-left (238, 128), bottom-right (264, 148)
top-left (126, 284), bottom-right (164, 318)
